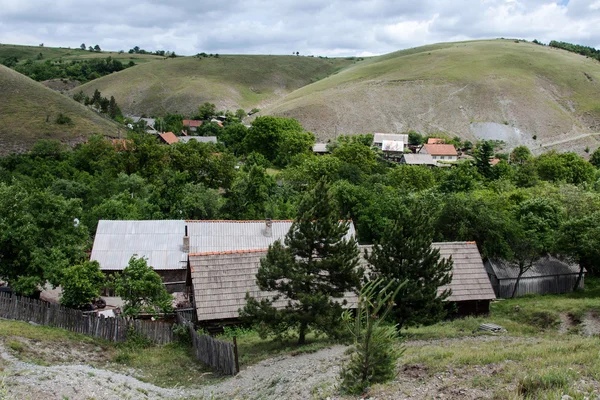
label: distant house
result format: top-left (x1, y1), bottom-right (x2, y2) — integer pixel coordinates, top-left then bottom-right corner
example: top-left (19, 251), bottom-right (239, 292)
top-left (183, 120), bottom-right (203, 132)
top-left (372, 133), bottom-right (408, 161)
top-left (399, 153), bottom-right (436, 166)
top-left (427, 138), bottom-right (445, 144)
top-left (158, 131), bottom-right (179, 145)
top-left (360, 242), bottom-right (496, 315)
top-left (419, 144), bottom-right (458, 162)
top-left (178, 136), bottom-right (218, 144)
top-left (312, 143), bottom-right (330, 154)
top-left (484, 256), bottom-right (583, 298)
top-left (129, 117), bottom-right (157, 133)
top-left (210, 118), bottom-right (224, 127)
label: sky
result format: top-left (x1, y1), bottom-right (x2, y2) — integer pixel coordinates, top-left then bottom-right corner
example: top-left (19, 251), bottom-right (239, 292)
top-left (0, 0), bottom-right (599, 57)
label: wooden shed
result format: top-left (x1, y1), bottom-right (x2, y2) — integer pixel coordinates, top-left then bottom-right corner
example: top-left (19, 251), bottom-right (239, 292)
top-left (484, 256), bottom-right (583, 298)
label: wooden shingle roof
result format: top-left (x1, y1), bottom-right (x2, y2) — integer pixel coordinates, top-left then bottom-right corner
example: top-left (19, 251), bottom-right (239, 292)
top-left (189, 250), bottom-right (358, 322)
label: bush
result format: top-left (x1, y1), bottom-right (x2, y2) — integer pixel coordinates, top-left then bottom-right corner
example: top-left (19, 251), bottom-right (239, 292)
top-left (172, 324), bottom-right (191, 345)
top-left (55, 113), bottom-right (73, 125)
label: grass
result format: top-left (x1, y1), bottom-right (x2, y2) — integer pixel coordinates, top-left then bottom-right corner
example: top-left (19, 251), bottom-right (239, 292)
top-left (75, 55), bottom-right (357, 116)
top-left (0, 64), bottom-right (119, 154)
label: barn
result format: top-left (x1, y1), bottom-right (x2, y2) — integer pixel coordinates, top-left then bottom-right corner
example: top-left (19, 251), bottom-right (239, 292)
top-left (484, 256), bottom-right (583, 298)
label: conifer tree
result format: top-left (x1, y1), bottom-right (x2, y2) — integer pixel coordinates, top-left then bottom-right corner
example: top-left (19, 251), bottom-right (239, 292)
top-left (367, 205), bottom-right (453, 330)
top-left (242, 180), bottom-right (362, 344)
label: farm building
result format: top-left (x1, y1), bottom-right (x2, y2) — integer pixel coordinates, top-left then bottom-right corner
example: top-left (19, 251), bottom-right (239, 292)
top-left (360, 242), bottom-right (496, 315)
top-left (399, 153), bottom-right (437, 166)
top-left (158, 131), bottom-right (179, 145)
top-left (484, 256), bottom-right (583, 298)
top-left (372, 133), bottom-right (408, 161)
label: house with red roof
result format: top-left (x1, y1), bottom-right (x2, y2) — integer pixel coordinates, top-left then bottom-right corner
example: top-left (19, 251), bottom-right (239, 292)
top-left (158, 131), bottom-right (179, 145)
top-left (419, 143), bottom-right (458, 162)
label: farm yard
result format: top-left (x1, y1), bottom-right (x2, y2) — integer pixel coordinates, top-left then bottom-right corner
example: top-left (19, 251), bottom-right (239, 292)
top-left (1, 280), bottom-right (600, 399)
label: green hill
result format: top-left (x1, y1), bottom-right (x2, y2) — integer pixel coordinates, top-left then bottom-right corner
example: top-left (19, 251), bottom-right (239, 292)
top-left (74, 55), bottom-right (356, 116)
top-left (263, 39), bottom-right (600, 153)
top-left (0, 43), bottom-right (162, 65)
top-left (0, 65), bottom-right (121, 154)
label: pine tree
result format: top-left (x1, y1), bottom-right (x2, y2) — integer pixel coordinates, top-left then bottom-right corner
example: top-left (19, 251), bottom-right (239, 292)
top-left (367, 205), bottom-right (453, 330)
top-left (241, 180), bottom-right (362, 344)
top-left (474, 140), bottom-right (494, 179)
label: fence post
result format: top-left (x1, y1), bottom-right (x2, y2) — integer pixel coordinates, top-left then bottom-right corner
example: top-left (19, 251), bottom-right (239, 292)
top-left (233, 336), bottom-right (239, 374)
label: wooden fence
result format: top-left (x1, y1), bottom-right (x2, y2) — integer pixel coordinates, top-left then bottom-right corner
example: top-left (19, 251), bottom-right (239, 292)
top-left (0, 292), bottom-right (174, 344)
top-left (187, 323), bottom-right (238, 375)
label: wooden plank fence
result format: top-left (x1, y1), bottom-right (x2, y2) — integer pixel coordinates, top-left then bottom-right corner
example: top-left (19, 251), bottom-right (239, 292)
top-left (187, 323), bottom-right (238, 375)
top-left (0, 292), bottom-right (173, 344)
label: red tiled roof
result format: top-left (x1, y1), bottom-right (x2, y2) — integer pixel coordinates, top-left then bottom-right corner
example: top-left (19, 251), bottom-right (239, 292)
top-left (490, 158), bottom-right (501, 166)
top-left (158, 131), bottom-right (179, 145)
top-left (423, 144), bottom-right (457, 156)
top-left (183, 120), bottom-right (203, 127)
top-left (428, 138), bottom-right (445, 144)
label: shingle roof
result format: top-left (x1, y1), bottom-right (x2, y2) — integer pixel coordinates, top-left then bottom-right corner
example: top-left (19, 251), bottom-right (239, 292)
top-left (422, 144), bottom-right (458, 156)
top-left (183, 120), bottom-right (203, 128)
top-left (486, 256), bottom-right (581, 280)
top-left (189, 250), bottom-right (358, 322)
top-left (178, 136), bottom-right (217, 144)
top-left (401, 153), bottom-right (436, 165)
top-left (373, 133), bottom-right (408, 144)
top-left (359, 242), bottom-right (495, 302)
top-left (91, 220), bottom-right (188, 271)
top-left (187, 220), bottom-right (356, 254)
top-left (158, 132), bottom-right (179, 145)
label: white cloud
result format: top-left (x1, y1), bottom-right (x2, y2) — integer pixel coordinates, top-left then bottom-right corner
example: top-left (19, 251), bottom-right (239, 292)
top-left (0, 0), bottom-right (598, 56)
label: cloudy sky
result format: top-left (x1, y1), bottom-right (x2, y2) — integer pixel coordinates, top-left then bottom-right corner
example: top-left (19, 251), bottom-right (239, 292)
top-left (0, 0), bottom-right (599, 56)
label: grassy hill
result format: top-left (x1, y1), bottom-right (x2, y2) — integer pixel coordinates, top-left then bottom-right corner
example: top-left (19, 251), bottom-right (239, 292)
top-left (262, 39), bottom-right (600, 153)
top-left (74, 55), bottom-right (356, 116)
top-left (0, 43), bottom-right (163, 65)
top-left (0, 65), bottom-right (121, 154)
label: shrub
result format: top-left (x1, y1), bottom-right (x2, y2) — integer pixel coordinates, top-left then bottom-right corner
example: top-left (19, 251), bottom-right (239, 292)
top-left (55, 113), bottom-right (73, 125)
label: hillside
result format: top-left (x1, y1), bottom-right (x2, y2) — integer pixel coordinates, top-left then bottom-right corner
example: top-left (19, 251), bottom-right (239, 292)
top-left (0, 65), bottom-right (120, 154)
top-left (262, 39), bottom-right (600, 153)
top-left (0, 43), bottom-right (163, 65)
top-left (74, 55), bottom-right (356, 116)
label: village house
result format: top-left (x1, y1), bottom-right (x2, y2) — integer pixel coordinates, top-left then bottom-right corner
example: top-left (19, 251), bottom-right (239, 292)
top-left (372, 133), bottom-right (408, 161)
top-left (158, 131), bottom-right (179, 145)
top-left (419, 143), bottom-right (458, 162)
top-left (484, 256), bottom-right (583, 298)
top-left (183, 120), bottom-right (203, 132)
top-left (427, 138), bottom-right (445, 144)
top-left (399, 153), bottom-right (437, 166)
top-left (312, 143), bottom-right (330, 154)
top-left (178, 136), bottom-right (218, 144)
top-left (128, 117), bottom-right (158, 133)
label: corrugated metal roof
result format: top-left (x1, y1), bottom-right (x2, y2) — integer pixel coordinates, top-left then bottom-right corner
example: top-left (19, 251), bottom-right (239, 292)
top-left (91, 220), bottom-right (188, 271)
top-left (401, 153), bottom-right (436, 165)
top-left (312, 143), bottom-right (329, 153)
top-left (373, 133), bottom-right (408, 144)
top-left (189, 250), bottom-right (358, 322)
top-left (360, 242), bottom-right (495, 302)
top-left (486, 256), bottom-right (581, 280)
top-left (178, 136), bottom-right (217, 143)
top-left (187, 220), bottom-right (357, 254)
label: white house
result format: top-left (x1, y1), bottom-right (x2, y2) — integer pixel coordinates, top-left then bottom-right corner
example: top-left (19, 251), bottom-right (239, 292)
top-left (419, 144), bottom-right (458, 162)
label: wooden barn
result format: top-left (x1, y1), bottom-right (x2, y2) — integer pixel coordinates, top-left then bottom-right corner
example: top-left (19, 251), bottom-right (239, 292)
top-left (360, 242), bottom-right (496, 315)
top-left (484, 256), bottom-right (583, 298)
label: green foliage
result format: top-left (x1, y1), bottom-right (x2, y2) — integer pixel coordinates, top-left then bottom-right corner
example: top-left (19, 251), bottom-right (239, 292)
top-left (407, 131), bottom-right (424, 146)
top-left (12, 56), bottom-right (130, 83)
top-left (112, 256), bottom-right (173, 317)
top-left (340, 279), bottom-right (406, 394)
top-left (241, 180), bottom-right (362, 344)
top-left (474, 140), bottom-right (494, 179)
top-left (368, 205), bottom-right (453, 329)
top-left (589, 147), bottom-right (600, 168)
top-left (549, 40), bottom-right (600, 62)
top-left (196, 102), bottom-right (217, 120)
top-left (55, 113), bottom-right (73, 125)
top-left (60, 261), bottom-right (105, 308)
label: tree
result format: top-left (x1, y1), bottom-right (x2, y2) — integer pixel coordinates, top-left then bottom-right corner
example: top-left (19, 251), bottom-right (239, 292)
top-left (589, 148), bottom-right (600, 168)
top-left (112, 256), bottom-right (173, 317)
top-left (340, 278), bottom-right (406, 394)
top-left (235, 109), bottom-right (247, 120)
top-left (197, 102), bottom-right (217, 120)
top-left (80, 43), bottom-right (86, 51)
top-left (241, 180), bottom-right (362, 344)
top-left (94, 44), bottom-right (101, 52)
top-left (407, 131), bottom-right (424, 146)
top-left (368, 205), bottom-right (453, 330)
top-left (60, 261), bottom-right (105, 308)
top-left (474, 140), bottom-right (494, 179)
top-left (510, 145), bottom-right (532, 165)
top-left (88, 46), bottom-right (94, 52)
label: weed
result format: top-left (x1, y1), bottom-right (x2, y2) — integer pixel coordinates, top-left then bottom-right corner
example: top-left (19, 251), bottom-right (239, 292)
top-left (136, 387), bottom-right (148, 396)
top-left (518, 369), bottom-right (571, 396)
top-left (7, 340), bottom-right (24, 353)
top-left (87, 372), bottom-right (96, 377)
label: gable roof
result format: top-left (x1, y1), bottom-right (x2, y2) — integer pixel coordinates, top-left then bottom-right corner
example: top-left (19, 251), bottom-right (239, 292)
top-left (373, 133), bottom-right (408, 144)
top-left (486, 256), bottom-right (581, 280)
top-left (427, 138), bottom-right (445, 144)
top-left (421, 144), bottom-right (458, 156)
top-left (359, 242), bottom-right (495, 302)
top-left (178, 136), bottom-right (217, 144)
top-left (187, 220), bottom-right (357, 254)
top-left (158, 131), bottom-right (179, 145)
top-left (90, 220), bottom-right (188, 271)
top-left (188, 250), bottom-right (358, 322)
top-left (401, 153), bottom-right (436, 165)
top-left (183, 120), bottom-right (203, 128)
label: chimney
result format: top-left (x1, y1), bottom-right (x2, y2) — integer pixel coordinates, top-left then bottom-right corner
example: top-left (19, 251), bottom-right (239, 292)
top-left (183, 225), bottom-right (190, 252)
top-left (264, 218), bottom-right (273, 237)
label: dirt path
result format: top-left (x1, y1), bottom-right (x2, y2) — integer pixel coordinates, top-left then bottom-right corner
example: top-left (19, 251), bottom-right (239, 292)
top-left (539, 132), bottom-right (600, 148)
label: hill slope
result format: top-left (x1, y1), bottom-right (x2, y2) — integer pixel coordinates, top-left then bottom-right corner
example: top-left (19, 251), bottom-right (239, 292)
top-left (0, 65), bottom-right (120, 154)
top-left (263, 40), bottom-right (600, 153)
top-left (74, 55), bottom-right (356, 116)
